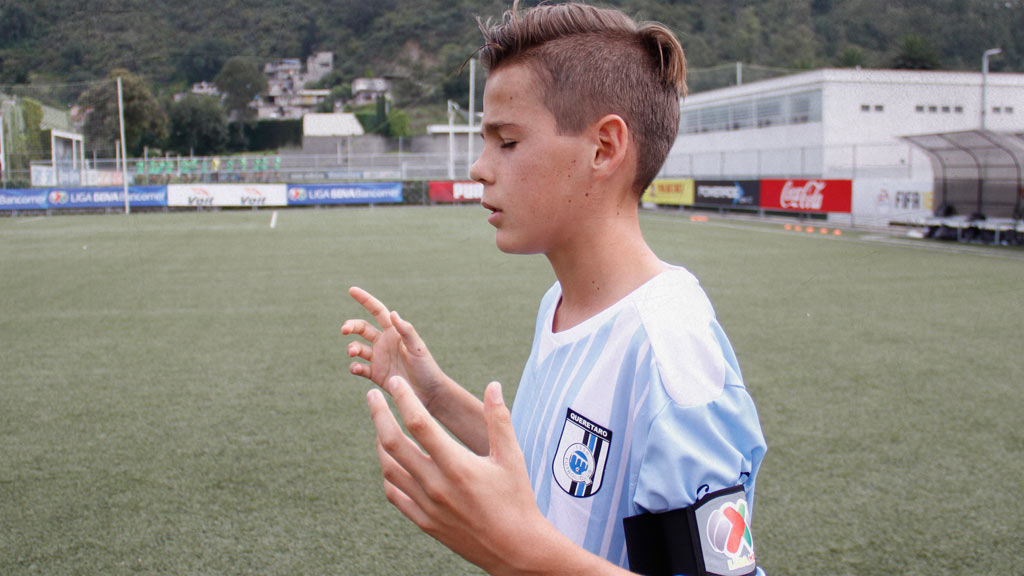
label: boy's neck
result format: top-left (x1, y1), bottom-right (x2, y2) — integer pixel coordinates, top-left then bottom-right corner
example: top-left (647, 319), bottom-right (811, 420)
top-left (547, 206), bottom-right (666, 333)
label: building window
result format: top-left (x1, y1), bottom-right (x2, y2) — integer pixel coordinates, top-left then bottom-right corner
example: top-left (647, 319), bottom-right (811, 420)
top-left (861, 104), bottom-right (871, 112)
top-left (874, 104), bottom-right (884, 112)
top-left (994, 107), bottom-right (1002, 114)
top-left (915, 105), bottom-right (925, 112)
top-left (929, 106), bottom-right (938, 113)
top-left (1007, 106), bottom-right (1015, 114)
top-left (955, 106), bottom-right (964, 113)
top-left (942, 106), bottom-right (951, 113)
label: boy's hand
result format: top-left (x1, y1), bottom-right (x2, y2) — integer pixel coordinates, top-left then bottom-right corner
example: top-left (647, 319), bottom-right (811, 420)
top-left (342, 287), bottom-right (447, 409)
top-left (368, 377), bottom-right (573, 575)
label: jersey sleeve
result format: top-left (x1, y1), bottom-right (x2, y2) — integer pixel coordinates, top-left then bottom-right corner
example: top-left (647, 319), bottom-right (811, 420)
top-left (632, 317), bottom-right (767, 517)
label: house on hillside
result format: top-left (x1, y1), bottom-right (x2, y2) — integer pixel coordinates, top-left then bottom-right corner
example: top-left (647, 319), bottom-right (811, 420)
top-left (351, 78), bottom-right (391, 107)
top-left (257, 52), bottom-right (335, 120)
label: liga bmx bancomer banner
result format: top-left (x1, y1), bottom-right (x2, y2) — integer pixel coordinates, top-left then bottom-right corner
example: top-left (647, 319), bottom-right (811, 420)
top-left (47, 186), bottom-right (166, 209)
top-left (167, 184), bottom-right (288, 208)
top-left (287, 182), bottom-right (403, 205)
top-left (0, 186), bottom-right (167, 210)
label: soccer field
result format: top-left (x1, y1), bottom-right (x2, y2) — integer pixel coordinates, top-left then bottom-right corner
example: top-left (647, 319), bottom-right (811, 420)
top-left (1, 206), bottom-right (1021, 575)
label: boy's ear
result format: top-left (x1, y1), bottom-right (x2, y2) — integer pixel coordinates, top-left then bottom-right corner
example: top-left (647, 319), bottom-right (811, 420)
top-left (591, 114), bottom-right (631, 180)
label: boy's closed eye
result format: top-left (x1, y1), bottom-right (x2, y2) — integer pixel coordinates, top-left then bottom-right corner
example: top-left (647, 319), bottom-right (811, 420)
top-left (501, 140), bottom-right (517, 149)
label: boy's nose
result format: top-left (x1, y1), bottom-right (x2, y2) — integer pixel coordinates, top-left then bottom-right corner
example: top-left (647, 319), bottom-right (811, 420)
top-left (470, 155), bottom-right (490, 184)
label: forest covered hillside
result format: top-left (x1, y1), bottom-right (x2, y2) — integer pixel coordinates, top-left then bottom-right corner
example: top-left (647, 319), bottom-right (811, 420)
top-left (1, 0), bottom-right (1023, 161)
top-left (2, 0), bottom-right (1023, 92)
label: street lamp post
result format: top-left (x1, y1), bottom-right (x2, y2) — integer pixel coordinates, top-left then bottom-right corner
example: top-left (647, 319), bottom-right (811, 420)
top-left (982, 48), bottom-right (1002, 130)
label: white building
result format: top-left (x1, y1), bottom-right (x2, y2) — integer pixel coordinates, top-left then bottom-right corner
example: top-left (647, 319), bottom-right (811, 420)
top-left (663, 68), bottom-right (1024, 223)
top-left (351, 78), bottom-right (392, 106)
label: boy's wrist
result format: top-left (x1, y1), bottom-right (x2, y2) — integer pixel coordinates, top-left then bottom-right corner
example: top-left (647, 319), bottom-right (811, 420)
top-left (494, 519), bottom-right (622, 576)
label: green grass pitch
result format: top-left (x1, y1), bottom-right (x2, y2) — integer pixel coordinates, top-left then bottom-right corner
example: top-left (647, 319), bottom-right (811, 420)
top-left (1, 206), bottom-right (1021, 575)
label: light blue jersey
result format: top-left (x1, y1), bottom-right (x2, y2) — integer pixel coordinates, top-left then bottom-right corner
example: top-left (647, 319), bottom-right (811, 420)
top-left (510, 267), bottom-right (767, 571)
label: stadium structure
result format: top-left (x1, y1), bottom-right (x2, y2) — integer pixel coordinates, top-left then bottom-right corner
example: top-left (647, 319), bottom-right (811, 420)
top-left (661, 68), bottom-right (1024, 235)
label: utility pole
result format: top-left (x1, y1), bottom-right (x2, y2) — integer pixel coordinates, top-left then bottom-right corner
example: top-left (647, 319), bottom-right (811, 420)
top-left (467, 58), bottom-right (476, 179)
top-left (117, 77), bottom-right (131, 214)
top-left (981, 48), bottom-right (1001, 130)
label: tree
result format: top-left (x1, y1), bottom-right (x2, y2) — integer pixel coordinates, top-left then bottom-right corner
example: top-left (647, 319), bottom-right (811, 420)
top-left (166, 94), bottom-right (228, 155)
top-left (891, 34), bottom-right (941, 70)
top-left (214, 56), bottom-right (267, 124)
top-left (386, 109), bottom-right (410, 138)
top-left (79, 69), bottom-right (168, 156)
top-left (179, 37), bottom-right (235, 84)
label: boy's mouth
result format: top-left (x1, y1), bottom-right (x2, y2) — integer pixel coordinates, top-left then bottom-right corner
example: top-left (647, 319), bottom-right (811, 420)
top-left (482, 201), bottom-right (503, 225)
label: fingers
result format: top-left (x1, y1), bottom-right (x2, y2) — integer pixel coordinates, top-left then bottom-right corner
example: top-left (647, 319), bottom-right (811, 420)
top-left (386, 376), bottom-right (459, 470)
top-left (391, 311), bottom-right (428, 357)
top-left (483, 382), bottom-right (519, 464)
top-left (349, 286), bottom-right (394, 329)
top-left (341, 318), bottom-right (381, 343)
top-left (347, 340), bottom-right (372, 362)
top-left (368, 381), bottom-right (440, 477)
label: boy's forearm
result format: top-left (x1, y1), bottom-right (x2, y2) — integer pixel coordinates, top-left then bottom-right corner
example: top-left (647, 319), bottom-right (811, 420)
top-left (485, 519), bottom-right (635, 576)
top-left (424, 375), bottom-right (489, 455)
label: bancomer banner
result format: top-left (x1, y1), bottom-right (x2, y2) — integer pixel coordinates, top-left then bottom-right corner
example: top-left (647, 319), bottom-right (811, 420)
top-left (761, 179), bottom-right (852, 214)
top-left (642, 179), bottom-right (695, 206)
top-left (168, 184), bottom-right (287, 208)
top-left (47, 186), bottom-right (166, 209)
top-left (0, 189), bottom-right (48, 210)
top-left (0, 186), bottom-right (166, 210)
top-left (429, 181), bottom-right (483, 203)
top-left (695, 180), bottom-right (760, 207)
top-left (288, 182), bottom-right (402, 205)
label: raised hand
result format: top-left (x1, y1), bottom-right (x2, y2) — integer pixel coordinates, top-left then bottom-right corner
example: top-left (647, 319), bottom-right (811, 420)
top-left (342, 286), bottom-right (447, 408)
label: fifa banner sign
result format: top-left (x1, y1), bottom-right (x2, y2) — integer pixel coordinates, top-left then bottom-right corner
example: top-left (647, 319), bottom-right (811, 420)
top-left (760, 179), bottom-right (852, 214)
top-left (287, 182), bottom-right (403, 205)
top-left (167, 184), bottom-right (287, 208)
top-left (642, 179), bottom-right (695, 206)
top-left (0, 186), bottom-right (166, 210)
top-left (695, 180), bottom-right (761, 208)
top-left (429, 181), bottom-right (483, 203)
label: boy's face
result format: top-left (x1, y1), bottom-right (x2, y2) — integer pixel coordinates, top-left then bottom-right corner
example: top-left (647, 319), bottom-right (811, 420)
top-left (471, 63), bottom-right (594, 256)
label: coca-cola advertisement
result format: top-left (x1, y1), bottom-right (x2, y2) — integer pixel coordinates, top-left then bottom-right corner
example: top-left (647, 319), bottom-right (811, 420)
top-left (761, 179), bottom-right (852, 213)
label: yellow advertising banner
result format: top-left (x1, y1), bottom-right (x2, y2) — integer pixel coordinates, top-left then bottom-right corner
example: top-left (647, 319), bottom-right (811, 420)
top-left (642, 179), bottom-right (695, 206)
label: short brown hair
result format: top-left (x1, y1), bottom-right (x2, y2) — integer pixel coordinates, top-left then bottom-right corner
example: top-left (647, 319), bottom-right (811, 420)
top-left (478, 1), bottom-right (686, 194)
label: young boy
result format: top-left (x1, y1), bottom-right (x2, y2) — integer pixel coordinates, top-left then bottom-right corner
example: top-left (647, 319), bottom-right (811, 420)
top-left (342, 3), bottom-right (767, 575)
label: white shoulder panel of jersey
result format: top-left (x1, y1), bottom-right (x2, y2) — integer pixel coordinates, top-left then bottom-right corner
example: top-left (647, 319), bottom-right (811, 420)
top-left (631, 268), bottom-right (726, 408)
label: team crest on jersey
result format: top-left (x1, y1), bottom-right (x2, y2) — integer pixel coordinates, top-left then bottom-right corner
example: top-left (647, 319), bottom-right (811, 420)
top-left (552, 408), bottom-right (612, 498)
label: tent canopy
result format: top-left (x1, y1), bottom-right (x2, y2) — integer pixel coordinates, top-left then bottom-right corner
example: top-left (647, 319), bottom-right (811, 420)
top-left (903, 130), bottom-right (1024, 218)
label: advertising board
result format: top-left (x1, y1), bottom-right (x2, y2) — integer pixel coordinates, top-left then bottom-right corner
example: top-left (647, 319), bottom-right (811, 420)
top-left (429, 181), bottom-right (483, 203)
top-left (287, 182), bottom-right (402, 205)
top-left (167, 184), bottom-right (287, 208)
top-left (694, 180), bottom-right (760, 207)
top-left (641, 179), bottom-right (695, 206)
top-left (0, 189), bottom-right (48, 210)
top-left (760, 179), bottom-right (852, 213)
top-left (851, 180), bottom-right (934, 226)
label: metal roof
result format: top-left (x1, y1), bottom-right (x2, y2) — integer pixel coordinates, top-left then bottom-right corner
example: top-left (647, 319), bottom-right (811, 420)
top-left (902, 130), bottom-right (1024, 218)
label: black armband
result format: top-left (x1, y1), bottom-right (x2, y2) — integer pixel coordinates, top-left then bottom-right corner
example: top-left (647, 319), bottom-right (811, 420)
top-left (623, 485), bottom-right (757, 576)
